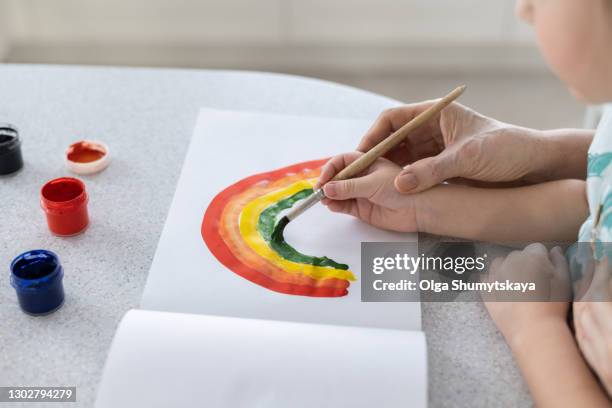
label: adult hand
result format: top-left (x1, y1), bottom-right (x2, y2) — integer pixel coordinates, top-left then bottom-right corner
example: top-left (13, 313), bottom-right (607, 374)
top-left (357, 101), bottom-right (548, 193)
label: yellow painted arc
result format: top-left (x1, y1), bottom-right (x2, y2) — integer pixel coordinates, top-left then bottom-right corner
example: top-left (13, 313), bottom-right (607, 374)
top-left (239, 179), bottom-right (356, 282)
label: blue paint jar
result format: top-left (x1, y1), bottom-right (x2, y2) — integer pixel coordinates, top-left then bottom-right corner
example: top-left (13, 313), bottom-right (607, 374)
top-left (10, 250), bottom-right (65, 315)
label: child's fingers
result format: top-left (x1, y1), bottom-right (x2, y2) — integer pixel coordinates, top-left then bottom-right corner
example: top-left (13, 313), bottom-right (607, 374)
top-left (549, 246), bottom-right (571, 301)
top-left (482, 257), bottom-right (504, 282)
top-left (316, 152), bottom-right (363, 188)
top-left (326, 199), bottom-right (359, 218)
top-left (523, 242), bottom-right (549, 256)
top-left (323, 175), bottom-right (378, 200)
top-left (549, 247), bottom-right (569, 276)
top-left (480, 257), bottom-right (503, 302)
top-left (488, 257), bottom-right (505, 275)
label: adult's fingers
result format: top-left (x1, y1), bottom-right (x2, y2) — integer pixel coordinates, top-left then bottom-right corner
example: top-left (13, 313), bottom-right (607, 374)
top-left (316, 152), bottom-right (363, 188)
top-left (357, 102), bottom-right (438, 153)
top-left (394, 150), bottom-right (458, 193)
top-left (386, 138), bottom-right (441, 168)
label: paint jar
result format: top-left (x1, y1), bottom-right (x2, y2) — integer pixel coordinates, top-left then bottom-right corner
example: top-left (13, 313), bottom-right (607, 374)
top-left (66, 140), bottom-right (110, 175)
top-left (10, 249), bottom-right (65, 315)
top-left (40, 177), bottom-right (90, 236)
top-left (0, 124), bottom-right (24, 175)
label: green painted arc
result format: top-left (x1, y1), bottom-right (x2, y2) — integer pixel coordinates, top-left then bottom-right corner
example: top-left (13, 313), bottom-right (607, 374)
top-left (257, 188), bottom-right (349, 270)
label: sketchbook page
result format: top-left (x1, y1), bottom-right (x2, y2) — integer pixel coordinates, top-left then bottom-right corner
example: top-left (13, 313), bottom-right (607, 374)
top-left (95, 309), bottom-right (427, 408)
top-left (141, 109), bottom-right (420, 331)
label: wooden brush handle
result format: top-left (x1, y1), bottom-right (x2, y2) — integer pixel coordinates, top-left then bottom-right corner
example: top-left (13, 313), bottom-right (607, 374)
top-left (332, 85), bottom-right (466, 182)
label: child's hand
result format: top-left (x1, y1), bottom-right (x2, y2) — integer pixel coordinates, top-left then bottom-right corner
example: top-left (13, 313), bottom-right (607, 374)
top-left (483, 246), bottom-right (612, 407)
top-left (316, 152), bottom-right (419, 232)
top-left (482, 244), bottom-right (571, 345)
top-left (574, 258), bottom-right (612, 397)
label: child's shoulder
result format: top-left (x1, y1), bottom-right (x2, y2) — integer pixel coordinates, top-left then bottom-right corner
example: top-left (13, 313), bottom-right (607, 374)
top-left (591, 105), bottom-right (612, 145)
top-left (588, 105), bottom-right (612, 163)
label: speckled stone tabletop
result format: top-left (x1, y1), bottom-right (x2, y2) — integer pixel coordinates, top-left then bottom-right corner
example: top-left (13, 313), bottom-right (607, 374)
top-left (0, 64), bottom-right (531, 407)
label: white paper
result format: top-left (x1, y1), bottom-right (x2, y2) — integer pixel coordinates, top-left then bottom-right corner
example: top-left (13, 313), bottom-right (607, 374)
top-left (141, 109), bottom-right (420, 331)
top-left (95, 310), bottom-right (427, 408)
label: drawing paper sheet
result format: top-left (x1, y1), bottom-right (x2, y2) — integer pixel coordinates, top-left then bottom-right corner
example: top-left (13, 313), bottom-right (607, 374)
top-left (95, 310), bottom-right (427, 408)
top-left (141, 109), bottom-right (420, 331)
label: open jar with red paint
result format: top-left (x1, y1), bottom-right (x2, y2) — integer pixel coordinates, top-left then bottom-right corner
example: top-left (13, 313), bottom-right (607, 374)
top-left (40, 177), bottom-right (89, 236)
top-left (65, 140), bottom-right (110, 175)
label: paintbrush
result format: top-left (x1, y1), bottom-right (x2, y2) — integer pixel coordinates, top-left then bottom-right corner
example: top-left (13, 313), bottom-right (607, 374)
top-left (277, 85), bottom-right (467, 232)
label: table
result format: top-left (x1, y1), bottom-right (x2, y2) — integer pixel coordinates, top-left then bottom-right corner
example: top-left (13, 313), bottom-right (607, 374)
top-left (0, 64), bottom-right (531, 407)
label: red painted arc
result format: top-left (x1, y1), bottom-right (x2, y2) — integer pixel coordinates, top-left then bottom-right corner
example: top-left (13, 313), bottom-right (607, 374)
top-left (202, 158), bottom-right (350, 297)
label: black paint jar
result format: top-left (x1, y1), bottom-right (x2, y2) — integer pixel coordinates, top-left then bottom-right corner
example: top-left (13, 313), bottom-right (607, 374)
top-left (0, 124), bottom-right (23, 175)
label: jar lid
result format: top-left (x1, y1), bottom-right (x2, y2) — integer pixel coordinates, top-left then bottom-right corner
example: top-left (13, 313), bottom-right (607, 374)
top-left (0, 124), bottom-right (21, 154)
top-left (66, 140), bottom-right (110, 175)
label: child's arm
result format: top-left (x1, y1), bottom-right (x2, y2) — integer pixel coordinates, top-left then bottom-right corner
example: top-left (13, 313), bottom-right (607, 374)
top-left (574, 258), bottom-right (612, 398)
top-left (319, 154), bottom-right (587, 241)
top-left (509, 319), bottom-right (610, 407)
top-left (484, 245), bottom-right (610, 407)
top-left (417, 179), bottom-right (588, 242)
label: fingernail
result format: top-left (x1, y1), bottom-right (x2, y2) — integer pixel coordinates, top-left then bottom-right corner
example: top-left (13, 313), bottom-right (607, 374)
top-left (397, 172), bottom-right (418, 191)
top-left (323, 183), bottom-right (337, 198)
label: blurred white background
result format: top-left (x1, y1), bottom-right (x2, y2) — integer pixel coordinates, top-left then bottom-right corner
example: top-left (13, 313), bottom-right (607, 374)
top-left (0, 0), bottom-right (587, 129)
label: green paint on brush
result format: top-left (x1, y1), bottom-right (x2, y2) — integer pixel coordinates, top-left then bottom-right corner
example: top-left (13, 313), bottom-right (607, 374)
top-left (257, 188), bottom-right (349, 270)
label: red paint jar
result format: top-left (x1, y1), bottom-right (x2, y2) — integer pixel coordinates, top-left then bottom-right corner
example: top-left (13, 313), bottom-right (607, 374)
top-left (40, 177), bottom-right (89, 236)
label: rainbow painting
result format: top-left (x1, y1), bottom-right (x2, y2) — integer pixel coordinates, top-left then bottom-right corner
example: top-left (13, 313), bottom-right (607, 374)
top-left (202, 159), bottom-right (356, 297)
